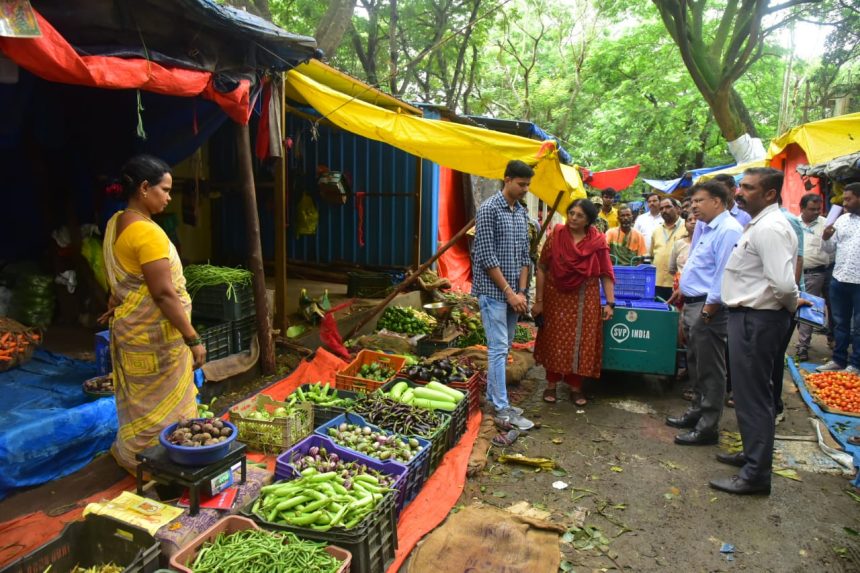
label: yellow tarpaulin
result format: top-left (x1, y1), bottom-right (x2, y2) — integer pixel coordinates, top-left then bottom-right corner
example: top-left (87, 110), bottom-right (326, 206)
top-left (284, 70), bottom-right (586, 210)
top-left (768, 112), bottom-right (860, 165)
top-left (290, 59), bottom-right (423, 116)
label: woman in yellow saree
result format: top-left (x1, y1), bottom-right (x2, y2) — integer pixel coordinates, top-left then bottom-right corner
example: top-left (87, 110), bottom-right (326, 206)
top-left (101, 155), bottom-right (206, 473)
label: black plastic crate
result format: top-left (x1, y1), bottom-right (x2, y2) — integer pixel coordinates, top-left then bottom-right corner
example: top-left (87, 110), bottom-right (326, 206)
top-left (231, 315), bottom-right (256, 354)
top-left (247, 490), bottom-right (397, 573)
top-left (1, 514), bottom-right (160, 573)
top-left (293, 384), bottom-right (360, 426)
top-left (195, 319), bottom-right (232, 361)
top-left (191, 283), bottom-right (255, 321)
top-left (347, 272), bottom-right (392, 299)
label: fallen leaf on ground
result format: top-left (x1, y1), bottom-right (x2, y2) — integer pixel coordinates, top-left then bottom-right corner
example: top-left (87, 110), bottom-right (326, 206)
top-left (773, 468), bottom-right (802, 482)
top-left (610, 466), bottom-right (623, 473)
top-left (571, 506), bottom-right (589, 528)
top-left (505, 500), bottom-right (552, 520)
top-left (552, 438), bottom-right (564, 445)
top-left (492, 490), bottom-right (508, 498)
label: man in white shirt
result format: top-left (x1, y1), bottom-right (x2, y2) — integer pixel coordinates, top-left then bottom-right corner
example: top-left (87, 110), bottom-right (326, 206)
top-left (818, 183), bottom-right (860, 374)
top-left (634, 192), bottom-right (663, 251)
top-left (714, 167), bottom-right (807, 496)
top-left (794, 193), bottom-right (834, 361)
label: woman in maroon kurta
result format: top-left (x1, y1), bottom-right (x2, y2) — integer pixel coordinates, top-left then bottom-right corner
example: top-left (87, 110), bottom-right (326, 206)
top-left (533, 199), bottom-right (616, 405)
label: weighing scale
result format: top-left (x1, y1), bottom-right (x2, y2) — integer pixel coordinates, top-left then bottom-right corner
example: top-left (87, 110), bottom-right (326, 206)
top-left (419, 302), bottom-right (460, 355)
top-left (135, 441), bottom-right (247, 516)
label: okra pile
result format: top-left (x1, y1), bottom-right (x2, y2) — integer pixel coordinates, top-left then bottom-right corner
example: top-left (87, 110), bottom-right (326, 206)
top-left (350, 393), bottom-right (443, 437)
top-left (253, 469), bottom-right (390, 530)
top-left (189, 528), bottom-right (344, 573)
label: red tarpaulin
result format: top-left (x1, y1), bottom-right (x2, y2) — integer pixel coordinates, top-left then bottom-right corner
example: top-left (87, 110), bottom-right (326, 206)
top-left (583, 164), bottom-right (641, 191)
top-left (0, 9), bottom-right (253, 124)
top-left (435, 167), bottom-right (473, 291)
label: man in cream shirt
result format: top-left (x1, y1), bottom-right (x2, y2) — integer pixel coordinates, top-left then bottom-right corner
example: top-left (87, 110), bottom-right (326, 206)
top-left (713, 167), bottom-right (808, 496)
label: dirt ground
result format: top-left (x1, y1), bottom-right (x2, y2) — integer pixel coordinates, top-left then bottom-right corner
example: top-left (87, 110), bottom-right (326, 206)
top-left (460, 331), bottom-right (860, 573)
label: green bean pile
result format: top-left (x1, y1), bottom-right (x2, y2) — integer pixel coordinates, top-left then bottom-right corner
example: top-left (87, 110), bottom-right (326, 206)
top-left (189, 529), bottom-right (343, 573)
top-left (184, 264), bottom-right (252, 301)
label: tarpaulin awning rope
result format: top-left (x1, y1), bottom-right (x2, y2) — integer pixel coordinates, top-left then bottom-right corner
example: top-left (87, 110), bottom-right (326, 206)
top-left (0, 9), bottom-right (253, 124)
top-left (284, 70), bottom-right (586, 210)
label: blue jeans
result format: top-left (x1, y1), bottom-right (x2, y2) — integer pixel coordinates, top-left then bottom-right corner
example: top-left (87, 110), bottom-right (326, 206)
top-left (829, 277), bottom-right (860, 368)
top-left (479, 295), bottom-right (519, 412)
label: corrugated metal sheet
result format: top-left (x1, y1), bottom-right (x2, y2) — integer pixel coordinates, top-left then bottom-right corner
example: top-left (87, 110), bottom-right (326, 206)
top-left (285, 115), bottom-right (420, 268)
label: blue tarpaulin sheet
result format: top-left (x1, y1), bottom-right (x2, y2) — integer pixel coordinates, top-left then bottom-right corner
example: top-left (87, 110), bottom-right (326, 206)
top-left (643, 164), bottom-right (735, 194)
top-left (0, 350), bottom-right (117, 500)
top-left (787, 359), bottom-right (860, 486)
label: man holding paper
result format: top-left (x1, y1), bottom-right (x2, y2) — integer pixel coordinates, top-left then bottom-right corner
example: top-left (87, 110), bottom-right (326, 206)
top-left (794, 193), bottom-right (834, 361)
top-left (818, 183), bottom-right (860, 375)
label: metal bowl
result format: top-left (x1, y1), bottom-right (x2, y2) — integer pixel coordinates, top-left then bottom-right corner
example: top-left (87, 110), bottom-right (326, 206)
top-left (422, 302), bottom-right (454, 321)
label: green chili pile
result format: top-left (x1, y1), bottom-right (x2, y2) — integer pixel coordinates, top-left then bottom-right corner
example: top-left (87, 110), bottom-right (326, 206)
top-left (253, 469), bottom-right (390, 531)
top-left (184, 264), bottom-right (253, 301)
top-left (189, 529), bottom-right (343, 573)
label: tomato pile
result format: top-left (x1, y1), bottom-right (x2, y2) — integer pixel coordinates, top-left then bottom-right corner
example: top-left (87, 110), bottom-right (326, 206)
top-left (805, 371), bottom-right (860, 413)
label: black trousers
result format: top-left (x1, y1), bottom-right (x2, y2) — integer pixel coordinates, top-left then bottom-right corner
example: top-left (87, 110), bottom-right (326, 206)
top-left (770, 317), bottom-right (798, 416)
top-left (728, 307), bottom-right (791, 484)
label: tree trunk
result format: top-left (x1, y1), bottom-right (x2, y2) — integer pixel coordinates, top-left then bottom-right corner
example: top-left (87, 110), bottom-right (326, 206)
top-left (315, 0), bottom-right (358, 58)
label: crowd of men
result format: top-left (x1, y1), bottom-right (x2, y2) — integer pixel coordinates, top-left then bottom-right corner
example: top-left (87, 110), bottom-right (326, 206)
top-left (596, 172), bottom-right (859, 495)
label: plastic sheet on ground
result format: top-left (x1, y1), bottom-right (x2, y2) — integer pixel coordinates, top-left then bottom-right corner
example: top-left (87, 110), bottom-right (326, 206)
top-left (0, 350), bottom-right (117, 500)
top-left (787, 359), bottom-right (860, 486)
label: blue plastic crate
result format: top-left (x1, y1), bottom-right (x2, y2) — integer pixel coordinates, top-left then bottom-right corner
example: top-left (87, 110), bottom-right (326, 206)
top-left (628, 300), bottom-right (670, 311)
top-left (316, 413), bottom-right (430, 507)
top-left (601, 264), bottom-right (656, 301)
top-left (275, 434), bottom-right (409, 515)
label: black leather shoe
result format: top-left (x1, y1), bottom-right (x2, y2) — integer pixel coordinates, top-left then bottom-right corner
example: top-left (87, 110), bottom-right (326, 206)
top-left (674, 430), bottom-right (718, 445)
top-left (666, 412), bottom-right (700, 429)
top-left (716, 452), bottom-right (746, 467)
top-left (709, 475), bottom-right (771, 495)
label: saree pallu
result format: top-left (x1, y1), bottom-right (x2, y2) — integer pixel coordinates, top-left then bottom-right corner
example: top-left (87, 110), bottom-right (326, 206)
top-left (104, 212), bottom-right (197, 473)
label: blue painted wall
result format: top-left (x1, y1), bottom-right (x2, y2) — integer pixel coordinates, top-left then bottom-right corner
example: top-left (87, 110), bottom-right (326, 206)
top-left (284, 115), bottom-right (421, 268)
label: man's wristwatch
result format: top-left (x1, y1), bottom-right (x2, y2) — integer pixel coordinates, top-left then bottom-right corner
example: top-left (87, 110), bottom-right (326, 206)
top-left (605, 301), bottom-right (616, 309)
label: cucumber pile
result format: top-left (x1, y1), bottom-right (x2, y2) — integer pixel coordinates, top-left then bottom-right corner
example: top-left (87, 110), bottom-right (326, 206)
top-left (381, 380), bottom-right (465, 412)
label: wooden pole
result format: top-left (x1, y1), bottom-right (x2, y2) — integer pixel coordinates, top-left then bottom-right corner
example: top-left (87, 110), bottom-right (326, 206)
top-left (274, 73), bottom-right (290, 335)
top-left (236, 122), bottom-right (276, 374)
top-left (532, 190), bottom-right (565, 254)
top-left (346, 218), bottom-right (475, 339)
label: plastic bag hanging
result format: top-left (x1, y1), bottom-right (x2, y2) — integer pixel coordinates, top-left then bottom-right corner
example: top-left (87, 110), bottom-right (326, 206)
top-left (295, 192), bottom-right (319, 237)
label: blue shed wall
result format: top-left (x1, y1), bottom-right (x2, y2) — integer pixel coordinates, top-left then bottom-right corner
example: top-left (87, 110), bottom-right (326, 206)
top-left (419, 109), bottom-right (441, 262)
top-left (285, 116), bottom-right (420, 268)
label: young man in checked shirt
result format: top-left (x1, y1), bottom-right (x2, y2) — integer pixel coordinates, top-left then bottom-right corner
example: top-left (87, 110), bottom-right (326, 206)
top-left (472, 160), bottom-right (536, 433)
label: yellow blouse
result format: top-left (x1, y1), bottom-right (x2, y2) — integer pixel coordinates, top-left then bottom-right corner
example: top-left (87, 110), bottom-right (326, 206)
top-left (114, 219), bottom-right (170, 275)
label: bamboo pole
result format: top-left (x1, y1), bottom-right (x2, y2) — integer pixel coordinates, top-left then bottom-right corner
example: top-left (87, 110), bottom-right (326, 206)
top-left (236, 122), bottom-right (276, 374)
top-left (532, 190), bottom-right (566, 253)
top-left (346, 218), bottom-right (475, 339)
top-left (274, 73), bottom-right (289, 334)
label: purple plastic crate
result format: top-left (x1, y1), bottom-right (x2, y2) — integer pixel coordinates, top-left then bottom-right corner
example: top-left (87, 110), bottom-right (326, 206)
top-left (275, 434), bottom-right (409, 515)
top-left (316, 413), bottom-right (430, 508)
